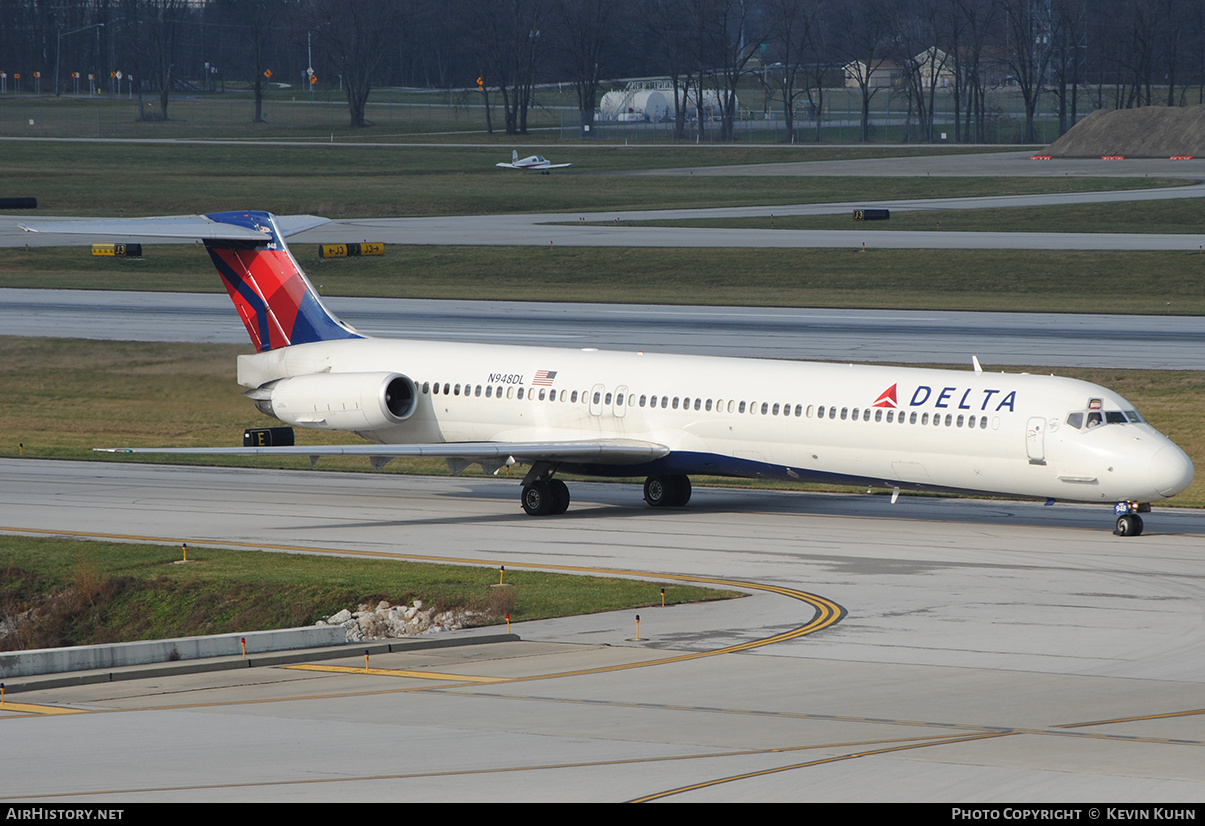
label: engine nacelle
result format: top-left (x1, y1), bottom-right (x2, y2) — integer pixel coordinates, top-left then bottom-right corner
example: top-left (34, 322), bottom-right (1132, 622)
top-left (248, 372), bottom-right (417, 432)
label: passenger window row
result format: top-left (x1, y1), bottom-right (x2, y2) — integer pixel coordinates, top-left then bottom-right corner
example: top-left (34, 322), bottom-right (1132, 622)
top-left (419, 381), bottom-right (995, 429)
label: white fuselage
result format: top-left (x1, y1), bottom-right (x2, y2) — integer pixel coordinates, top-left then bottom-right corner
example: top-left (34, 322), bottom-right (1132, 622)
top-left (237, 338), bottom-right (1194, 505)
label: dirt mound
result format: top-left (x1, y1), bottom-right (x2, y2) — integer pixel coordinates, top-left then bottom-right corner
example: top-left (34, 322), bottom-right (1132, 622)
top-left (1046, 105), bottom-right (1205, 158)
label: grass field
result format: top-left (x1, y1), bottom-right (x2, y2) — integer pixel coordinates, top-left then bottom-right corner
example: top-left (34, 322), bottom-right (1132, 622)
top-left (3, 337), bottom-right (1202, 507)
top-left (4, 244), bottom-right (1203, 315)
top-left (0, 140), bottom-right (1177, 218)
top-left (0, 535), bottom-right (735, 650)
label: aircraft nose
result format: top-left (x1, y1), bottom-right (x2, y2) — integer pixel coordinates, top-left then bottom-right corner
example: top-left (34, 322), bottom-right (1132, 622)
top-left (1151, 445), bottom-right (1194, 498)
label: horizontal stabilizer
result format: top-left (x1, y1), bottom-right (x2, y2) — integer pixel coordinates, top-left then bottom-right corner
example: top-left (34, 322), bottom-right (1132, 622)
top-left (95, 439), bottom-right (671, 466)
top-left (19, 214), bottom-right (329, 240)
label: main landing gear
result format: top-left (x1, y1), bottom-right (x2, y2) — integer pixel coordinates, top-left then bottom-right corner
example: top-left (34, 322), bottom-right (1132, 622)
top-left (643, 474), bottom-right (692, 508)
top-left (518, 471), bottom-right (694, 516)
top-left (521, 478), bottom-right (570, 516)
top-left (518, 461), bottom-right (570, 516)
top-left (1113, 501), bottom-right (1150, 537)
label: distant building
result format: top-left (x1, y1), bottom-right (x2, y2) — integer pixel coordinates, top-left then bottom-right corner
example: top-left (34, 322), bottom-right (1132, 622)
top-left (913, 48), bottom-right (956, 89)
top-left (843, 59), bottom-right (903, 90)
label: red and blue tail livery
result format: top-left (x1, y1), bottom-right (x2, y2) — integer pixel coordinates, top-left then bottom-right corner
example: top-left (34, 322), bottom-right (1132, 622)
top-left (17, 210), bottom-right (360, 352)
top-left (203, 211), bottom-right (361, 351)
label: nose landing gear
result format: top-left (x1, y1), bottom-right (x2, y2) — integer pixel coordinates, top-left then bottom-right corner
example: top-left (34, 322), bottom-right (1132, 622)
top-left (1113, 501), bottom-right (1150, 536)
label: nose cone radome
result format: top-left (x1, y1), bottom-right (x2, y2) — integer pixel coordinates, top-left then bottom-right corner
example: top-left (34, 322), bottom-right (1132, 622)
top-left (1151, 445), bottom-right (1194, 498)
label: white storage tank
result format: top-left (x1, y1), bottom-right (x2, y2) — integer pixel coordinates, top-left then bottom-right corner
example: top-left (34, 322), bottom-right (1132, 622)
top-left (599, 89), bottom-right (670, 122)
top-left (629, 89), bottom-right (670, 122)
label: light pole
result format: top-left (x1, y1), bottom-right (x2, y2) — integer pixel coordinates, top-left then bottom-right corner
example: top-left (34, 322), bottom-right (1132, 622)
top-left (56, 22), bottom-right (104, 96)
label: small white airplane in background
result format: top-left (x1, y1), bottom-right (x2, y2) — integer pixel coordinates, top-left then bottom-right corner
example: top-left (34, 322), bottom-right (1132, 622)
top-left (496, 150), bottom-right (572, 173)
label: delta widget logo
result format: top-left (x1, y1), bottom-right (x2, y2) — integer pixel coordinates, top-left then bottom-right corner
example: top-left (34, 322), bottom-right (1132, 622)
top-left (872, 383), bottom-right (898, 409)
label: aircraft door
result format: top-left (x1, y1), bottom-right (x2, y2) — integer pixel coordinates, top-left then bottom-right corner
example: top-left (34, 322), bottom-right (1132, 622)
top-left (589, 383), bottom-right (604, 417)
top-left (614, 385), bottom-right (629, 418)
top-left (1026, 417), bottom-right (1046, 465)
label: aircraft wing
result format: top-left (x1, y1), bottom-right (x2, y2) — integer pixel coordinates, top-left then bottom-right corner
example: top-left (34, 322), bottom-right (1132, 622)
top-left (96, 438), bottom-right (670, 466)
top-left (19, 214), bottom-right (329, 239)
top-left (544, 163), bottom-right (572, 169)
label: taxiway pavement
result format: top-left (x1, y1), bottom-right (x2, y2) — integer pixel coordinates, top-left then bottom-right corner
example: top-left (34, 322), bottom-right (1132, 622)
top-left (2, 460), bottom-right (1204, 802)
top-left (3, 288), bottom-right (1204, 370)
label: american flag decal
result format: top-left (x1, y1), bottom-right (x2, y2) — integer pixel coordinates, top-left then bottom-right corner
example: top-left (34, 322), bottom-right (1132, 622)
top-left (532, 370), bottom-right (557, 386)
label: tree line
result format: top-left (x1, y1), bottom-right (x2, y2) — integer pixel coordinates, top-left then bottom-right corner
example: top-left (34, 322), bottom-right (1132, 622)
top-left (1, 0), bottom-right (1202, 141)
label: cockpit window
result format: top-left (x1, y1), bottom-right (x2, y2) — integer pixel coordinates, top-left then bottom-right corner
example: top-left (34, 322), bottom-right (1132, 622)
top-left (1068, 407), bottom-right (1143, 430)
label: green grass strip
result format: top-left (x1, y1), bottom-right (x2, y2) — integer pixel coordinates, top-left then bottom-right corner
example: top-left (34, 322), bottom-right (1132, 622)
top-left (4, 244), bottom-right (1203, 315)
top-left (0, 535), bottom-right (736, 651)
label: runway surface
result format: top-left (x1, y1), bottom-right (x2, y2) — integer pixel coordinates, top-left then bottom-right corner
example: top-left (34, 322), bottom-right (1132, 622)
top-left (4, 288), bottom-right (1205, 370)
top-left (2, 460), bottom-right (1204, 802)
top-left (629, 150), bottom-right (1205, 179)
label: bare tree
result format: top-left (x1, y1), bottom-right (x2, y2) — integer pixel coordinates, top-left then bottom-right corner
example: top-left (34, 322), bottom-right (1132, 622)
top-left (693, 0), bottom-right (763, 141)
top-left (468, 0), bottom-right (551, 135)
top-left (1119, 0), bottom-right (1157, 107)
top-left (554, 0), bottom-right (614, 136)
top-left (310, 0), bottom-right (403, 128)
top-left (210, 0), bottom-right (284, 123)
top-left (891, 0), bottom-right (952, 143)
top-left (1003, 0), bottom-right (1056, 142)
top-left (1046, 0), bottom-right (1087, 135)
top-left (765, 0), bottom-right (822, 142)
top-left (950, 0), bottom-right (1000, 143)
top-left (143, 0), bottom-right (188, 120)
top-left (246, 0), bottom-right (281, 123)
top-left (643, 0), bottom-right (693, 139)
top-left (1156, 0), bottom-right (1189, 106)
top-left (838, 0), bottom-right (896, 142)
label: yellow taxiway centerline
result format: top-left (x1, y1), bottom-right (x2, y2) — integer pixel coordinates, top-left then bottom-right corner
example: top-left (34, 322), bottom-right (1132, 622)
top-left (0, 702), bottom-right (87, 715)
top-left (283, 664), bottom-right (506, 683)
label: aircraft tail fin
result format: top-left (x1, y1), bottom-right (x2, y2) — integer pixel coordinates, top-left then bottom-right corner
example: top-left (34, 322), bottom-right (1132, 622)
top-left (513, 149), bottom-right (518, 163)
top-left (202, 211), bottom-right (362, 352)
top-left (19, 210), bottom-right (361, 352)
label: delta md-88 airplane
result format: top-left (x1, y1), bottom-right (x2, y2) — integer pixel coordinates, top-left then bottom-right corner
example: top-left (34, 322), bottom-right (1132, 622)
top-left (24, 210), bottom-right (1194, 536)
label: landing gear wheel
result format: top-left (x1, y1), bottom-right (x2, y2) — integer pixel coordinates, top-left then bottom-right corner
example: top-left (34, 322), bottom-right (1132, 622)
top-left (549, 479), bottom-right (570, 514)
top-left (644, 475), bottom-right (692, 508)
top-left (644, 476), bottom-right (670, 507)
top-left (521, 481), bottom-right (552, 516)
top-left (670, 475), bottom-right (692, 506)
top-left (1114, 513), bottom-right (1144, 537)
